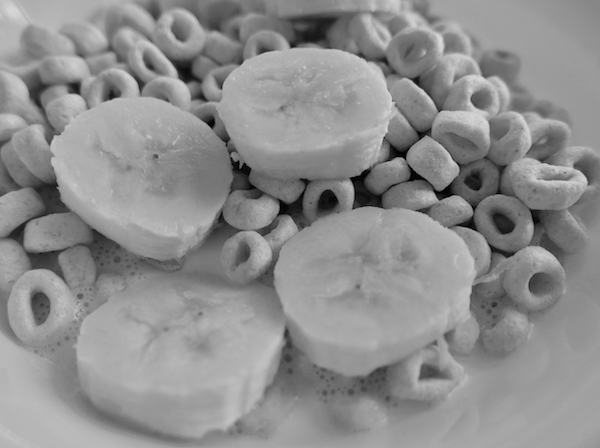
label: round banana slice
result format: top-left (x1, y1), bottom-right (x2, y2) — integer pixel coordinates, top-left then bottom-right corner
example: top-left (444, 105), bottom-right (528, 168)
top-left (218, 48), bottom-right (393, 180)
top-left (51, 97), bottom-right (233, 261)
top-left (265, 0), bottom-right (402, 19)
top-left (274, 207), bottom-right (476, 377)
top-left (76, 274), bottom-right (285, 439)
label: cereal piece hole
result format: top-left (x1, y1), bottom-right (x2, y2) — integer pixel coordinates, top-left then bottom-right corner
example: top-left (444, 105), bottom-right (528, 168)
top-left (318, 190), bottom-right (339, 211)
top-left (529, 272), bottom-right (555, 296)
top-left (471, 89), bottom-right (493, 110)
top-left (235, 241), bottom-right (252, 264)
top-left (446, 133), bottom-right (478, 153)
top-left (492, 213), bottom-right (515, 234)
top-left (464, 171), bottom-right (483, 191)
top-left (31, 293), bottom-right (51, 326)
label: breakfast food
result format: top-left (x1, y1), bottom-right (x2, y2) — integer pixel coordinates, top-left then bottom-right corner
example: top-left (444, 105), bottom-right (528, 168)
top-left (0, 0), bottom-right (599, 443)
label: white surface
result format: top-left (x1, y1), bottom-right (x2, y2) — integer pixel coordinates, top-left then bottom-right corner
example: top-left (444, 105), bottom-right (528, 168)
top-left (1, 1), bottom-right (600, 447)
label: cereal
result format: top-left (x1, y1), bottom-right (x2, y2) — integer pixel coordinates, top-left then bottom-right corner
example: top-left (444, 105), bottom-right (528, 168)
top-left (19, 24), bottom-right (76, 59)
top-left (419, 53), bottom-right (481, 108)
top-left (406, 136), bottom-right (459, 191)
top-left (450, 158), bottom-right (500, 207)
top-left (327, 17), bottom-right (360, 54)
top-left (259, 214), bottom-right (298, 260)
top-left (141, 76), bottom-right (192, 111)
top-left (59, 21), bottom-right (109, 57)
top-left (450, 226), bottom-right (491, 279)
top-left (538, 208), bottom-right (589, 254)
top-left (348, 13), bottom-right (392, 61)
top-left (39, 84), bottom-right (72, 110)
top-left (385, 109), bottom-right (419, 152)
top-left (57, 245), bottom-right (97, 289)
top-left (7, 269), bottom-right (76, 346)
top-left (502, 246), bottom-right (566, 311)
top-left (442, 74), bottom-right (500, 119)
top-left (0, 114), bottom-right (28, 144)
top-left (243, 30), bottom-right (291, 60)
top-left (0, 142), bottom-right (45, 189)
top-left (110, 26), bottom-right (148, 61)
top-left (498, 157), bottom-right (539, 197)
top-left (437, 25), bottom-right (473, 56)
top-left (481, 307), bottom-right (532, 355)
top-left (38, 55), bottom-right (91, 85)
top-left (0, 70), bottom-right (31, 115)
top-left (302, 179), bottom-right (355, 223)
top-left (11, 124), bottom-right (56, 184)
top-left (382, 179), bottom-right (439, 211)
top-left (190, 101), bottom-right (229, 141)
top-left (431, 110), bottom-right (490, 164)
top-left (152, 8), bottom-right (207, 63)
top-left (196, 0), bottom-right (241, 30)
top-left (84, 68), bottom-right (140, 108)
top-left (386, 27), bottom-right (444, 79)
top-left (0, 238), bottom-right (31, 297)
top-left (328, 395), bottom-right (388, 433)
top-left (478, 49), bottom-right (521, 85)
top-left (85, 52), bottom-right (120, 75)
top-left (445, 312), bottom-right (480, 356)
top-left (222, 188), bottom-right (280, 230)
top-left (104, 3), bottom-right (156, 40)
top-left (238, 13), bottom-right (296, 44)
top-left (190, 54), bottom-right (219, 80)
top-left (248, 170), bottom-right (305, 204)
top-left (510, 161), bottom-right (588, 210)
top-left (23, 212), bottom-right (94, 253)
top-left (487, 75), bottom-right (511, 113)
top-left (202, 30), bottom-right (243, 65)
top-left (473, 194), bottom-right (534, 253)
top-left (0, 157), bottom-right (20, 195)
top-left (387, 340), bottom-right (464, 402)
top-left (128, 40), bottom-right (179, 84)
top-left (524, 113), bottom-right (572, 161)
top-left (202, 64), bottom-right (239, 102)
top-left (94, 272), bottom-right (128, 304)
top-left (487, 111), bottom-right (532, 166)
top-left (220, 230), bottom-right (273, 283)
top-left (471, 252), bottom-right (507, 301)
top-left (386, 10), bottom-right (428, 34)
top-left (426, 195), bottom-right (473, 227)
top-left (389, 78), bottom-right (438, 133)
top-left (364, 157), bottom-right (412, 196)
top-left (46, 94), bottom-right (89, 133)
top-left (546, 146), bottom-right (600, 204)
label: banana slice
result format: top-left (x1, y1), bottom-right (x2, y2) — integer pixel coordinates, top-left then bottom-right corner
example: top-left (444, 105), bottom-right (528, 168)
top-left (51, 97), bottom-right (233, 261)
top-left (274, 207), bottom-right (475, 377)
top-left (265, 0), bottom-right (402, 19)
top-left (76, 273), bottom-right (285, 439)
top-left (218, 48), bottom-right (393, 180)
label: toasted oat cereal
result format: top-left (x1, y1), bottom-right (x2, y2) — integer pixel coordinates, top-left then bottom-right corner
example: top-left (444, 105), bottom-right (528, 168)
top-left (364, 157), bottom-right (411, 196)
top-left (0, 238), bottom-right (31, 297)
top-left (406, 136), bottom-right (459, 191)
top-left (450, 225), bottom-right (492, 279)
top-left (220, 230), bottom-right (273, 284)
top-left (481, 306), bottom-right (532, 355)
top-left (0, 187), bottom-right (45, 237)
top-left (57, 245), bottom-right (97, 289)
top-left (381, 179), bottom-right (439, 211)
top-left (222, 188), bottom-right (280, 230)
top-left (23, 212), bottom-right (94, 253)
top-left (302, 179), bottom-right (355, 223)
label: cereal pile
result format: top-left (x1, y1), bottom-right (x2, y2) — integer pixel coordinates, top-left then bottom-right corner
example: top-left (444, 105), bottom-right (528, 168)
top-left (0, 0), bottom-right (599, 438)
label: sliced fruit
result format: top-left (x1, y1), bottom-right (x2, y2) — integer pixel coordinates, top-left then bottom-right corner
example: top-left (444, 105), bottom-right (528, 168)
top-left (51, 97), bottom-right (232, 261)
top-left (273, 207), bottom-right (475, 377)
top-left (76, 273), bottom-right (285, 439)
top-left (265, 0), bottom-right (402, 19)
top-left (217, 48), bottom-right (393, 180)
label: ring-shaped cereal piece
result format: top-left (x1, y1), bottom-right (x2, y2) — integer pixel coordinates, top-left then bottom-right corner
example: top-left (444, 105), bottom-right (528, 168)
top-left (248, 170), bottom-right (305, 204)
top-left (0, 187), bottom-right (46, 237)
top-left (546, 146), bottom-right (600, 204)
top-left (0, 238), bottom-right (31, 296)
top-left (202, 64), bottom-right (239, 102)
top-left (203, 30), bottom-right (243, 66)
top-left (7, 269), bottom-right (76, 346)
top-left (442, 74), bottom-right (500, 119)
top-left (141, 76), bottom-right (192, 111)
top-left (302, 179), bottom-right (355, 223)
top-left (152, 8), bottom-right (207, 63)
top-left (450, 158), bottom-right (500, 207)
top-left (221, 15), bottom-right (244, 41)
top-left (259, 214), bottom-right (298, 259)
top-left (364, 157), bottom-right (412, 196)
top-left (450, 226), bottom-right (491, 279)
top-left (110, 26), bottom-right (148, 61)
top-left (38, 55), bottom-right (91, 85)
top-left (46, 93), bottom-right (88, 133)
top-left (327, 17), bottom-right (360, 55)
top-left (502, 245), bottom-right (566, 311)
top-left (243, 30), bottom-right (291, 60)
top-left (523, 113), bottom-right (571, 161)
top-left (407, 136), bottom-right (459, 191)
top-left (11, 124), bottom-right (56, 184)
top-left (471, 252), bottom-right (507, 301)
top-left (386, 27), bottom-right (444, 79)
top-left (481, 306), bottom-right (532, 355)
top-left (385, 108), bottom-right (419, 152)
top-left (19, 24), bottom-right (76, 59)
top-left (387, 340), bottom-right (464, 402)
top-left (389, 78), bottom-right (438, 133)
top-left (0, 113), bottom-right (28, 144)
top-left (439, 27), bottom-right (473, 56)
top-left (39, 84), bottom-right (72, 110)
top-left (128, 40), bottom-right (178, 84)
top-left (382, 179), bottom-right (439, 211)
top-left (445, 312), bottom-right (480, 356)
top-left (431, 110), bottom-right (491, 165)
top-left (473, 194), bottom-right (534, 253)
top-left (348, 13), bottom-right (392, 61)
top-left (0, 142), bottom-right (45, 189)
top-left (190, 54), bottom-right (219, 81)
top-left (59, 21), bottom-right (108, 57)
top-left (104, 3), bottom-right (156, 39)
top-left (479, 49), bottom-right (521, 85)
top-left (222, 188), bottom-right (280, 230)
top-left (85, 51), bottom-right (119, 76)
top-left (511, 162), bottom-right (588, 210)
top-left (189, 101), bottom-right (229, 141)
top-left (426, 195), bottom-right (473, 227)
top-left (487, 76), bottom-right (511, 114)
top-left (419, 53), bottom-right (481, 109)
top-left (499, 158), bottom-right (540, 197)
top-left (538, 208), bottom-right (589, 254)
top-left (238, 13), bottom-right (296, 44)
top-left (220, 230), bottom-right (273, 284)
top-left (84, 68), bottom-right (140, 108)
top-left (487, 111), bottom-right (532, 166)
